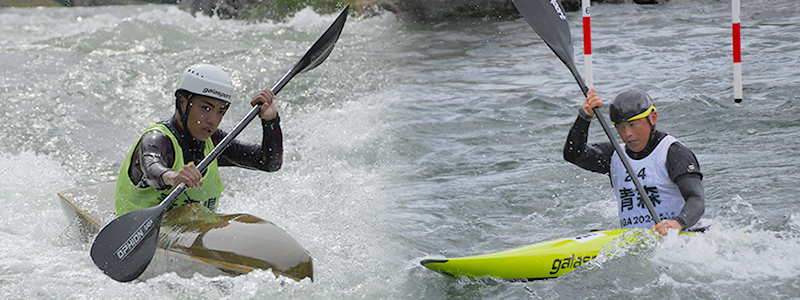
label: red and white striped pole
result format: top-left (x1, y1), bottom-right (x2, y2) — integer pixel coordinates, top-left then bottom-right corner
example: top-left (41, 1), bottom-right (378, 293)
top-left (582, 0), bottom-right (593, 90)
top-left (732, 0), bottom-right (742, 103)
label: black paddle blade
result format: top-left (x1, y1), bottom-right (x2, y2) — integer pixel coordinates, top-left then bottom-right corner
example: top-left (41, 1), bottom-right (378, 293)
top-left (90, 206), bottom-right (163, 282)
top-left (513, 0), bottom-right (588, 95)
top-left (299, 5), bottom-right (349, 74)
top-left (270, 5), bottom-right (349, 95)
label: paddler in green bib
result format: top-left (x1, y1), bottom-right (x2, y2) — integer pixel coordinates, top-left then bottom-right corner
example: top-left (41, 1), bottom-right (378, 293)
top-left (115, 64), bottom-right (282, 215)
top-left (563, 89), bottom-right (705, 235)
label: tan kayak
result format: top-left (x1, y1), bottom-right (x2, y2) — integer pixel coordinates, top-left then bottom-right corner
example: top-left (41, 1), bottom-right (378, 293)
top-left (58, 181), bottom-right (313, 281)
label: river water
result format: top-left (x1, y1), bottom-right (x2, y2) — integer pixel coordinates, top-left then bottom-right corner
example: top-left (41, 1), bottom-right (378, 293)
top-left (1, 1), bottom-right (799, 299)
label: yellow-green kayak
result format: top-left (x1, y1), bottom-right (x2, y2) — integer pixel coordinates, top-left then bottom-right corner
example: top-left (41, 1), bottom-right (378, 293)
top-left (421, 229), bottom-right (651, 281)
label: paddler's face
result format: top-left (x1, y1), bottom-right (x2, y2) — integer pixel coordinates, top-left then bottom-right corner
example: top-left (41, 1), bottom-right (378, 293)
top-left (182, 95), bottom-right (229, 141)
top-left (614, 112), bottom-right (656, 153)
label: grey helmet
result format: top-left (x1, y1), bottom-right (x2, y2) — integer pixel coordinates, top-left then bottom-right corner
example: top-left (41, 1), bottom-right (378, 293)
top-left (609, 89), bottom-right (656, 124)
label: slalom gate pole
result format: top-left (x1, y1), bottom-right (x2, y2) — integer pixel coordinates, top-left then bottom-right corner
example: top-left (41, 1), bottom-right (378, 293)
top-left (732, 0), bottom-right (742, 103)
top-left (582, 0), bottom-right (593, 90)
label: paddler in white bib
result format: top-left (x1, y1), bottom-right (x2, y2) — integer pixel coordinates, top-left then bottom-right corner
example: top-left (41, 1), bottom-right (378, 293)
top-left (563, 89), bottom-right (705, 235)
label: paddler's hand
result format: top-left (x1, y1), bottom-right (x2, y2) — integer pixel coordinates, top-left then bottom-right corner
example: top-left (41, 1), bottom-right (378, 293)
top-left (162, 162), bottom-right (203, 188)
top-left (251, 88), bottom-right (278, 121)
top-left (582, 88), bottom-right (603, 117)
top-left (653, 219), bottom-right (683, 236)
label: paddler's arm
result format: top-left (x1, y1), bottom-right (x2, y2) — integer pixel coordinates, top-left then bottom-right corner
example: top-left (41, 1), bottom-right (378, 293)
top-left (215, 88), bottom-right (283, 172)
top-left (563, 89), bottom-right (615, 174)
top-left (653, 174), bottom-right (703, 235)
top-left (133, 130), bottom-right (204, 189)
top-left (131, 130), bottom-right (175, 190)
top-left (667, 142), bottom-right (705, 230)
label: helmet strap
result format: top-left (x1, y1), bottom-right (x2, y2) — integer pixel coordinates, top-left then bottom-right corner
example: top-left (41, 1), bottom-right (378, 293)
top-left (646, 116), bottom-right (657, 139)
top-left (176, 93), bottom-right (194, 134)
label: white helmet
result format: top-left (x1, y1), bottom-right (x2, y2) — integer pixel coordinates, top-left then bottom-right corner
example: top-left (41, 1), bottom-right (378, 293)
top-left (175, 64), bottom-right (234, 103)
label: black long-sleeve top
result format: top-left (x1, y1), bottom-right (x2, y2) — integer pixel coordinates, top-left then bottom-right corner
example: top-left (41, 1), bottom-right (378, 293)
top-left (563, 115), bottom-right (705, 229)
top-left (128, 115), bottom-right (282, 190)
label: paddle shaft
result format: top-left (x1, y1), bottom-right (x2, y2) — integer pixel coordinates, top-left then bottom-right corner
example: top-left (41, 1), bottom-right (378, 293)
top-left (513, 0), bottom-right (661, 224)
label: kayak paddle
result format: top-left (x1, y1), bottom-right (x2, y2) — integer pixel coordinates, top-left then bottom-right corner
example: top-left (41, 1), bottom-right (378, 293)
top-left (90, 5), bottom-right (350, 282)
top-left (512, 0), bottom-right (661, 224)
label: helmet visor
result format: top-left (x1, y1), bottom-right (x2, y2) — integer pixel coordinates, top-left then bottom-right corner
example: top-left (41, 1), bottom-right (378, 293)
top-left (612, 105), bottom-right (656, 124)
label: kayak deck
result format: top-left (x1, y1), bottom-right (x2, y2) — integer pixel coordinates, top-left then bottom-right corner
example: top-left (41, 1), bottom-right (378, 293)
top-left (58, 181), bottom-right (313, 281)
top-left (421, 229), bottom-right (654, 281)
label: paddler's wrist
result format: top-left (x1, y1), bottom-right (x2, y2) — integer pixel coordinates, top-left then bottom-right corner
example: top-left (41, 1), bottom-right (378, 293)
top-left (578, 108), bottom-right (593, 121)
top-left (160, 170), bottom-right (177, 188)
top-left (262, 113), bottom-right (280, 130)
top-left (675, 216), bottom-right (688, 230)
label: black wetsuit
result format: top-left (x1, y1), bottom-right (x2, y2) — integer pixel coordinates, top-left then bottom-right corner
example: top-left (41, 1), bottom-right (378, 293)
top-left (128, 115), bottom-right (282, 190)
top-left (563, 114), bottom-right (705, 229)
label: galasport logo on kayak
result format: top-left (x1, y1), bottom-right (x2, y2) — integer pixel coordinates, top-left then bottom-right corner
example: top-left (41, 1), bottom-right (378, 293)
top-left (115, 217), bottom-right (155, 260)
top-left (549, 0), bottom-right (566, 20)
top-left (550, 254), bottom-right (596, 275)
top-left (203, 88), bottom-right (232, 100)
